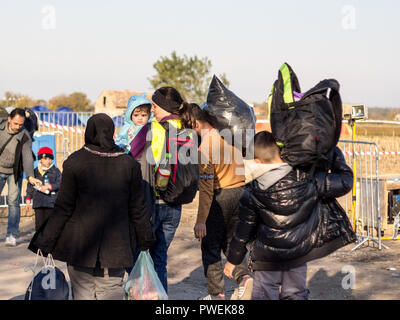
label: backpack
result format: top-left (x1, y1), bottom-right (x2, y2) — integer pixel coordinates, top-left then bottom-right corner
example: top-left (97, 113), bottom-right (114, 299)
top-left (156, 123), bottom-right (199, 205)
top-left (25, 250), bottom-right (70, 300)
top-left (269, 63), bottom-right (343, 171)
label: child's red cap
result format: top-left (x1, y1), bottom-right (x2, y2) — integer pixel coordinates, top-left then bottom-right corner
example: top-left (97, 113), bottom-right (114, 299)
top-left (38, 147), bottom-right (54, 160)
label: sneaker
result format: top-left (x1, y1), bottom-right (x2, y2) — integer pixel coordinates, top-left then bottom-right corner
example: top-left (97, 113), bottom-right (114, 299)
top-left (230, 288), bottom-right (239, 300)
top-left (237, 275), bottom-right (253, 300)
top-left (5, 236), bottom-right (17, 247)
top-left (199, 293), bottom-right (225, 300)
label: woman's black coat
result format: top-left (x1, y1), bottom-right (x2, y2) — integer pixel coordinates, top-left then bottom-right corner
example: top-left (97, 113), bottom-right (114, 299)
top-left (227, 148), bottom-right (357, 271)
top-left (29, 148), bottom-right (155, 269)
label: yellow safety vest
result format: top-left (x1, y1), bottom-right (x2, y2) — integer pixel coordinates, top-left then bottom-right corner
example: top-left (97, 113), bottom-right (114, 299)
top-left (150, 118), bottom-right (182, 165)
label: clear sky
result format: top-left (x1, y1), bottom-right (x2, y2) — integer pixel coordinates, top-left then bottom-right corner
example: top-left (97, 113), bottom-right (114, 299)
top-left (0, 0), bottom-right (399, 107)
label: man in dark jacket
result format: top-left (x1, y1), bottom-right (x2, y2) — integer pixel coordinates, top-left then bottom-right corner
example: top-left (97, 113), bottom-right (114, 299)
top-left (29, 114), bottom-right (155, 300)
top-left (224, 131), bottom-right (357, 300)
top-left (0, 108), bottom-right (42, 246)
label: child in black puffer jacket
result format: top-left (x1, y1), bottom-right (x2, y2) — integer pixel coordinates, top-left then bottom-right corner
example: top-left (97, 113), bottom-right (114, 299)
top-left (26, 147), bottom-right (62, 230)
top-left (224, 131), bottom-right (356, 300)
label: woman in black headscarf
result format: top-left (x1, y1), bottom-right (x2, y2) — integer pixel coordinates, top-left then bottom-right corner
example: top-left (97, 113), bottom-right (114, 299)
top-left (29, 113), bottom-right (155, 300)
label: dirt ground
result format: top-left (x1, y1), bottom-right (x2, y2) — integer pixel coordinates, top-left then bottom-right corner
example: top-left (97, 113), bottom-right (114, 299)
top-left (170, 197), bottom-right (400, 300)
top-left (1, 196), bottom-right (400, 300)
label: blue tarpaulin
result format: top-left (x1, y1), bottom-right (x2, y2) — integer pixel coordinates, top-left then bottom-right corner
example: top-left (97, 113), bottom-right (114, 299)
top-left (23, 133), bottom-right (58, 180)
top-left (31, 134), bottom-right (58, 168)
top-left (113, 116), bottom-right (124, 128)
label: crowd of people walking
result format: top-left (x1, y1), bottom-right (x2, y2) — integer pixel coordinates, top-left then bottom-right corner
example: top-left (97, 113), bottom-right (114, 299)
top-left (1, 83), bottom-right (356, 300)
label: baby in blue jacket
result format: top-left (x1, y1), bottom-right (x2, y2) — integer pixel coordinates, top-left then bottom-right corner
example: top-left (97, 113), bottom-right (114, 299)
top-left (115, 94), bottom-right (152, 152)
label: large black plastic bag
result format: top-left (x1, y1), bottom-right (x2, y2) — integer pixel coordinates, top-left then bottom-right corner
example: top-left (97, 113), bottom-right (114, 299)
top-left (203, 75), bottom-right (256, 154)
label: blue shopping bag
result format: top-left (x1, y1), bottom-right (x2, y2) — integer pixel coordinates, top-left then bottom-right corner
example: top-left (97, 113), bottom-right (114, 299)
top-left (124, 250), bottom-right (168, 300)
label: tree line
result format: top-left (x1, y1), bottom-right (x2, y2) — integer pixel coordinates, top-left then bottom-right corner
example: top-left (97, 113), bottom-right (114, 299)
top-left (1, 52), bottom-right (234, 113)
top-left (0, 91), bottom-right (93, 112)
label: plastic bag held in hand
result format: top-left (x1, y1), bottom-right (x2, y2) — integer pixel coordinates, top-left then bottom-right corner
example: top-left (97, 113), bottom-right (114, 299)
top-left (124, 251), bottom-right (168, 300)
top-left (203, 75), bottom-right (256, 153)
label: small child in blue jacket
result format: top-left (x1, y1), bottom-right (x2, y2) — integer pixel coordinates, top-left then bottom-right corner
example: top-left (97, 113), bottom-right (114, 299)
top-left (115, 94), bottom-right (153, 152)
top-left (26, 147), bottom-right (62, 230)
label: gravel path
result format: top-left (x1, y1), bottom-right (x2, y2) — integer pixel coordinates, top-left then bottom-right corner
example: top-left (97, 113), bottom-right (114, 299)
top-left (1, 205), bottom-right (400, 300)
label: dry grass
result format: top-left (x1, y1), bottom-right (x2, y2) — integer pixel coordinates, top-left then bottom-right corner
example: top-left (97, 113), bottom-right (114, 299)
top-left (356, 123), bottom-right (400, 137)
top-left (340, 128), bottom-right (400, 176)
top-left (357, 135), bottom-right (400, 177)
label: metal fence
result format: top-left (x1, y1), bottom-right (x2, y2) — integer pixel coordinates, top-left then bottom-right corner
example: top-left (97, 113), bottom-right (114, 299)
top-left (338, 140), bottom-right (388, 250)
top-left (0, 112), bottom-right (391, 239)
top-left (35, 111), bottom-right (125, 157)
top-left (1, 112), bottom-right (98, 208)
top-left (36, 112), bottom-right (92, 157)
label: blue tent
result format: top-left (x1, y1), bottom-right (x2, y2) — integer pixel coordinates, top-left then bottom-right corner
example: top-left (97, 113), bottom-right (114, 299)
top-left (56, 106), bottom-right (74, 113)
top-left (31, 105), bottom-right (51, 113)
top-left (31, 106), bottom-right (52, 123)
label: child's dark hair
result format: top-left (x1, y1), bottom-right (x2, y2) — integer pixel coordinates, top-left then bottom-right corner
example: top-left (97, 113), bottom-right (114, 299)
top-left (133, 104), bottom-right (152, 115)
top-left (253, 131), bottom-right (281, 163)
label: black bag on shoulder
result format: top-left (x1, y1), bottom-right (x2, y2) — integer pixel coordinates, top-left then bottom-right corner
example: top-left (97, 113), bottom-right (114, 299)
top-left (156, 124), bottom-right (199, 205)
top-left (269, 63), bottom-right (343, 171)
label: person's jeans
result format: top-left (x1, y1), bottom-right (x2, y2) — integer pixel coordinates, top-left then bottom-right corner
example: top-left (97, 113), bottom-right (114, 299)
top-left (149, 203), bottom-right (182, 294)
top-left (0, 173), bottom-right (23, 238)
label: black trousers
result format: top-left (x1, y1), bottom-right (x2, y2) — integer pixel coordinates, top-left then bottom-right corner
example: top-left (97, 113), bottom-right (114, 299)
top-left (34, 207), bottom-right (54, 231)
top-left (201, 186), bottom-right (249, 295)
